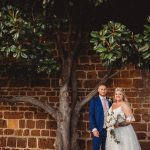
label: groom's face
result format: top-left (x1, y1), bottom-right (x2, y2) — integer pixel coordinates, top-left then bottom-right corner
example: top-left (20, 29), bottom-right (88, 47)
top-left (98, 85), bottom-right (107, 96)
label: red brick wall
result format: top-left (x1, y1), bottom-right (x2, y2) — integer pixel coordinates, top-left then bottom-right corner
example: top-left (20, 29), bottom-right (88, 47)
top-left (0, 35), bottom-right (150, 150)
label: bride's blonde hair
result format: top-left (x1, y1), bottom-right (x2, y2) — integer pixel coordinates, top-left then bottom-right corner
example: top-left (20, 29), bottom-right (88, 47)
top-left (115, 87), bottom-right (128, 102)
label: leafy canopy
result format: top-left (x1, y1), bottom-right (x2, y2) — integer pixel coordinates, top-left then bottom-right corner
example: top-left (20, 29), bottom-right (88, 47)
top-left (0, 0), bottom-right (108, 77)
top-left (0, 5), bottom-right (59, 76)
top-left (90, 19), bottom-right (150, 70)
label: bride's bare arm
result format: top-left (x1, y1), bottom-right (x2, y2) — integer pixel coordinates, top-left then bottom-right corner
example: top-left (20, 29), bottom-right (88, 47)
top-left (122, 102), bottom-right (135, 123)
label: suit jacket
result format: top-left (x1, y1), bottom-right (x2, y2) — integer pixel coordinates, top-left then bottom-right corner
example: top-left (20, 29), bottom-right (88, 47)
top-left (89, 96), bottom-right (112, 132)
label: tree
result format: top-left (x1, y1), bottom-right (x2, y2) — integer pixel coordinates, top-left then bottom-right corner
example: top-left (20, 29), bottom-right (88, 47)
top-left (0, 0), bottom-right (150, 150)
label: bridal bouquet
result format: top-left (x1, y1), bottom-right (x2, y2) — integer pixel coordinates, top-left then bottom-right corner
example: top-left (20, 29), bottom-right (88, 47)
top-left (106, 111), bottom-right (127, 144)
top-left (106, 112), bottom-right (120, 144)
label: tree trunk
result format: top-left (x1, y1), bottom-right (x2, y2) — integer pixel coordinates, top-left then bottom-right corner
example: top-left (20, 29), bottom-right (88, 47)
top-left (55, 56), bottom-right (72, 150)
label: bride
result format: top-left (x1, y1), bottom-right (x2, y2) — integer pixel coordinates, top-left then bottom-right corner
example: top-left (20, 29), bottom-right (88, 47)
top-left (105, 87), bottom-right (141, 150)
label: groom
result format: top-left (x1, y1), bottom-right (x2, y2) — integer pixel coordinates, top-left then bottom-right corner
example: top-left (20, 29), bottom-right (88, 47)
top-left (89, 84), bottom-right (112, 150)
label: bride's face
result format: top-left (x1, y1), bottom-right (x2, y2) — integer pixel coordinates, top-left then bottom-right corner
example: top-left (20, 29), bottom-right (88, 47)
top-left (114, 91), bottom-right (123, 102)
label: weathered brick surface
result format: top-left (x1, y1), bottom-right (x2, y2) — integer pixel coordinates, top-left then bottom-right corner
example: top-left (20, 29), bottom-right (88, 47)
top-left (38, 138), bottom-right (55, 149)
top-left (0, 37), bottom-right (150, 150)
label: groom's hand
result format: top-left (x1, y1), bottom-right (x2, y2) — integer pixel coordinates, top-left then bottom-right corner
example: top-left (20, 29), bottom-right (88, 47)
top-left (93, 130), bottom-right (100, 137)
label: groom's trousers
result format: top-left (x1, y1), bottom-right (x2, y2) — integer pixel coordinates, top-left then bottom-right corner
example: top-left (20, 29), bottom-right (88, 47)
top-left (92, 128), bottom-right (107, 150)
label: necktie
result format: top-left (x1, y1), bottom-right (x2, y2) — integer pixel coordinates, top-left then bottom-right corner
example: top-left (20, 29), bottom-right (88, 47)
top-left (102, 97), bottom-right (107, 112)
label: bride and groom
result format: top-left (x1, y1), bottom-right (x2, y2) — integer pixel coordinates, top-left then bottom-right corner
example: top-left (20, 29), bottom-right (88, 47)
top-left (89, 84), bottom-right (141, 150)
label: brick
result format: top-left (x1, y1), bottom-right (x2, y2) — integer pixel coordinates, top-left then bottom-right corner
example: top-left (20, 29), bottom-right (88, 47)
top-left (83, 113), bottom-right (89, 121)
top-left (48, 97), bottom-right (59, 102)
top-left (132, 123), bottom-right (147, 131)
top-left (133, 79), bottom-right (144, 88)
top-left (41, 130), bottom-right (49, 136)
top-left (80, 56), bottom-right (90, 63)
top-left (134, 114), bottom-right (141, 122)
top-left (11, 107), bottom-right (18, 111)
top-left (36, 120), bottom-right (45, 129)
top-left (34, 112), bottom-right (48, 119)
top-left (37, 91), bottom-right (45, 95)
top-left (148, 123), bottom-right (150, 132)
top-left (78, 91), bottom-right (86, 96)
top-left (91, 56), bottom-right (101, 63)
top-left (87, 140), bottom-right (93, 150)
top-left (26, 120), bottom-right (35, 128)
top-left (140, 142), bottom-right (150, 150)
top-left (77, 80), bottom-right (83, 88)
top-left (76, 71), bottom-right (86, 79)
top-left (95, 64), bottom-right (106, 70)
top-left (0, 137), bottom-right (6, 147)
top-left (114, 79), bottom-right (133, 87)
top-left (0, 112), bottom-right (3, 119)
top-left (38, 138), bottom-right (55, 149)
top-left (15, 129), bottom-right (23, 136)
top-left (40, 96), bottom-right (49, 102)
top-left (28, 107), bottom-right (37, 112)
top-left (9, 91), bottom-right (18, 96)
top-left (137, 132), bottom-right (147, 140)
top-left (120, 70), bottom-right (129, 78)
top-left (4, 129), bottom-right (14, 135)
top-left (132, 103), bottom-right (142, 108)
top-left (7, 137), bottom-right (16, 147)
top-left (142, 114), bottom-right (150, 122)
top-left (25, 112), bottom-right (33, 119)
top-left (4, 112), bottom-right (23, 119)
top-left (143, 104), bottom-right (150, 108)
top-left (19, 107), bottom-right (30, 111)
top-left (0, 129), bottom-right (3, 135)
top-left (81, 131), bottom-right (91, 138)
top-left (130, 70), bottom-right (141, 77)
top-left (134, 109), bottom-right (148, 114)
top-left (78, 122), bottom-right (86, 130)
top-left (19, 120), bottom-right (25, 128)
top-left (9, 79), bottom-right (28, 87)
top-left (50, 131), bottom-right (56, 137)
top-left (83, 64), bottom-right (95, 70)
top-left (46, 91), bottom-right (56, 96)
top-left (125, 91), bottom-right (138, 97)
top-left (46, 121), bottom-right (57, 129)
top-left (31, 130), bottom-right (40, 136)
top-left (26, 92), bottom-right (36, 96)
top-left (97, 71), bottom-right (107, 78)
top-left (0, 120), bottom-right (7, 128)
top-left (8, 119), bottom-right (19, 129)
top-left (28, 138), bottom-right (37, 148)
top-left (87, 72), bottom-right (97, 79)
top-left (78, 139), bottom-right (86, 149)
top-left (19, 91), bottom-right (26, 96)
top-left (51, 79), bottom-right (59, 87)
top-left (23, 129), bottom-right (30, 136)
top-left (17, 138), bottom-right (27, 148)
top-left (31, 79), bottom-right (50, 87)
top-left (84, 80), bottom-right (99, 88)
top-left (0, 106), bottom-right (10, 111)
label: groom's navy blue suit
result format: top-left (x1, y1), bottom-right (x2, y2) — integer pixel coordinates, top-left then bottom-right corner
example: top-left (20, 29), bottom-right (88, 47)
top-left (89, 96), bottom-right (112, 150)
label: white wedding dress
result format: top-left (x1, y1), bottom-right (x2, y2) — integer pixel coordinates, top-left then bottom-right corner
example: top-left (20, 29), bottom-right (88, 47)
top-left (106, 106), bottom-right (141, 150)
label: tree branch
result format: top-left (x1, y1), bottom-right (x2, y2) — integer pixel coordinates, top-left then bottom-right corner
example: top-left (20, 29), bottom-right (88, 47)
top-left (71, 31), bottom-right (82, 110)
top-left (0, 96), bottom-right (59, 119)
top-left (76, 70), bottom-right (119, 112)
top-left (67, 21), bottom-right (72, 52)
top-left (56, 29), bottom-right (66, 60)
